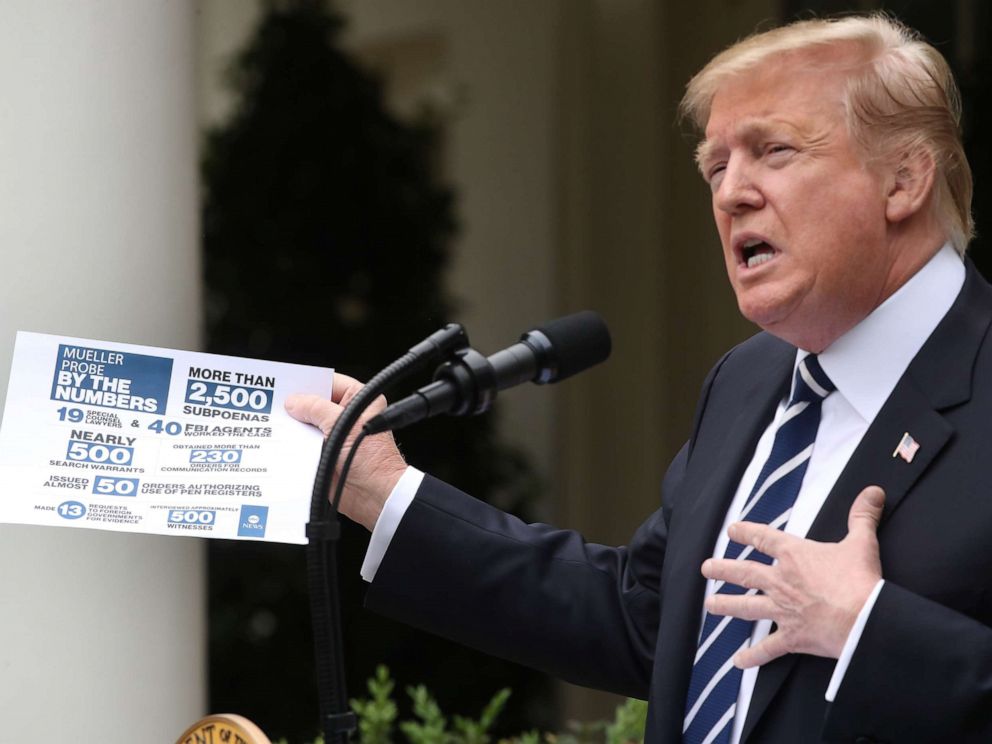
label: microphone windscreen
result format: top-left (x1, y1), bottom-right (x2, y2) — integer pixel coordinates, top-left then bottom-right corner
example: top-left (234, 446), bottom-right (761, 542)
top-left (537, 311), bottom-right (611, 382)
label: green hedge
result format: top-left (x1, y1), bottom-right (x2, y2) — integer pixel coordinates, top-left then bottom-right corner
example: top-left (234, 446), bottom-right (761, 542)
top-left (276, 666), bottom-right (646, 744)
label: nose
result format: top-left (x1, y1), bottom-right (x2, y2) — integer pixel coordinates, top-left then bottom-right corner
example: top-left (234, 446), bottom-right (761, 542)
top-left (714, 157), bottom-right (764, 215)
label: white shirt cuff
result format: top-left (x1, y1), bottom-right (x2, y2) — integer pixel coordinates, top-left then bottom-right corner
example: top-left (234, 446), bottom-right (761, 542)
top-left (360, 466), bottom-right (425, 583)
top-left (825, 579), bottom-right (885, 702)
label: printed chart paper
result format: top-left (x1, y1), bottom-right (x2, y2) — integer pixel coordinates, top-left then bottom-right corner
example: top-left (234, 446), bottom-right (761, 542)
top-left (0, 332), bottom-right (333, 544)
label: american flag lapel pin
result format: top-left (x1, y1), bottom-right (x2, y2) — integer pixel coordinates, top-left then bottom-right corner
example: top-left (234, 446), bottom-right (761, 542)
top-left (892, 432), bottom-right (920, 463)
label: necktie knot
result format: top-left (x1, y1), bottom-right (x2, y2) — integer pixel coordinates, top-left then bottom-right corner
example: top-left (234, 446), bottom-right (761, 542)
top-left (791, 354), bottom-right (835, 405)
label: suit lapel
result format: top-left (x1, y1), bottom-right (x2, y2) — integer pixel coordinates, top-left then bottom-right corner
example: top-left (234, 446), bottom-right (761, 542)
top-left (807, 382), bottom-right (951, 542)
top-left (675, 360), bottom-right (792, 577)
top-left (741, 260), bottom-right (992, 742)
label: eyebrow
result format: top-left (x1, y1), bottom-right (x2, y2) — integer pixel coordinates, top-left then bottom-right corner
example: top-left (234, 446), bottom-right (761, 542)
top-left (695, 119), bottom-right (801, 173)
top-left (694, 139), bottom-right (721, 172)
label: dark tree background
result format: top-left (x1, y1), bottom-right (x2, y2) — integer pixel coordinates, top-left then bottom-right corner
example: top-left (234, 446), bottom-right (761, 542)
top-left (783, 0), bottom-right (991, 278)
top-left (201, 1), bottom-right (547, 740)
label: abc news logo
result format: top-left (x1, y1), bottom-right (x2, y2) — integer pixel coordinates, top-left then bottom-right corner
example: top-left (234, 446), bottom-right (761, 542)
top-left (238, 505), bottom-right (268, 538)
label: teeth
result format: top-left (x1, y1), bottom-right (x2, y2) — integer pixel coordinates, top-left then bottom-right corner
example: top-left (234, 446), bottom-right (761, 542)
top-left (747, 251), bottom-right (774, 269)
top-left (742, 238), bottom-right (763, 249)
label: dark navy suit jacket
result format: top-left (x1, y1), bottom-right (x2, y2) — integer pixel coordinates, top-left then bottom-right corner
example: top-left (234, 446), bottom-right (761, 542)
top-left (366, 262), bottom-right (992, 743)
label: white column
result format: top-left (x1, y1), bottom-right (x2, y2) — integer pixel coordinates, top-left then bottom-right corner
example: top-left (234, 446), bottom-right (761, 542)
top-left (0, 2), bottom-right (204, 741)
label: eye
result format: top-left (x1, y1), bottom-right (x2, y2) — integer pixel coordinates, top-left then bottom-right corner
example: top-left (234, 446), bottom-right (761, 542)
top-left (706, 163), bottom-right (727, 186)
top-left (764, 143), bottom-right (794, 159)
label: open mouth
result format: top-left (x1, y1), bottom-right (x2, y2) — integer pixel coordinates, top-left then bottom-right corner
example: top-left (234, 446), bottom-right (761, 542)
top-left (739, 237), bottom-right (776, 269)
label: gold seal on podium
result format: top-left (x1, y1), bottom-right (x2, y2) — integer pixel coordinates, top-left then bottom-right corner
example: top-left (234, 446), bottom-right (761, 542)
top-left (175, 713), bottom-right (272, 744)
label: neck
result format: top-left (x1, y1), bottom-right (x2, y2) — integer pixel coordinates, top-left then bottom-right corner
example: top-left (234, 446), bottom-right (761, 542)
top-left (797, 230), bottom-right (947, 353)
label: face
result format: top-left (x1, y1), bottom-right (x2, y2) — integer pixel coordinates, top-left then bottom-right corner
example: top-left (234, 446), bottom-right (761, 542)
top-left (700, 51), bottom-right (906, 351)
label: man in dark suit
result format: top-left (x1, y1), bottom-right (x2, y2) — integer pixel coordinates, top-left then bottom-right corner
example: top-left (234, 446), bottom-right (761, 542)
top-left (288, 14), bottom-right (990, 743)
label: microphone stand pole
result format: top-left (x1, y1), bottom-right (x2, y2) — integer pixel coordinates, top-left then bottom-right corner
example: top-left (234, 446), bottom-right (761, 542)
top-left (305, 325), bottom-right (468, 743)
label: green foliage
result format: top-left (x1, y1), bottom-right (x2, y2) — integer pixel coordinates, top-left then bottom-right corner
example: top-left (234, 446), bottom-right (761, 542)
top-left (350, 665), bottom-right (398, 744)
top-left (536, 698), bottom-right (646, 744)
top-left (454, 687), bottom-right (511, 744)
top-left (502, 732), bottom-right (542, 744)
top-left (351, 666), bottom-right (510, 744)
top-left (604, 698), bottom-right (648, 744)
top-left (398, 685), bottom-right (448, 744)
top-left (342, 667), bottom-right (644, 744)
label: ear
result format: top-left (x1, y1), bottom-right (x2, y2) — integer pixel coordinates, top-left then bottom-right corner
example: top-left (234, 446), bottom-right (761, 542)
top-left (885, 147), bottom-right (937, 224)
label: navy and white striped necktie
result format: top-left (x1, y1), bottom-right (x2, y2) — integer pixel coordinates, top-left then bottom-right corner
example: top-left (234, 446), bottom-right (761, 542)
top-left (682, 354), bottom-right (835, 744)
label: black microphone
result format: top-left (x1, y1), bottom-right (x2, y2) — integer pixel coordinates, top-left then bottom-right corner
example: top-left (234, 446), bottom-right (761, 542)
top-left (364, 311), bottom-right (611, 434)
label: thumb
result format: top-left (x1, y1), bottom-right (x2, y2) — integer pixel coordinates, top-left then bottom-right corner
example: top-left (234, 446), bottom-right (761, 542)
top-left (847, 485), bottom-right (885, 537)
top-left (284, 393), bottom-right (341, 436)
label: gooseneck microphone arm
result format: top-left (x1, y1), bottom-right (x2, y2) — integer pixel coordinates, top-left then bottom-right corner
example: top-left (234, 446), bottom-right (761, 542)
top-left (365, 310), bottom-right (611, 434)
top-left (306, 323), bottom-right (468, 744)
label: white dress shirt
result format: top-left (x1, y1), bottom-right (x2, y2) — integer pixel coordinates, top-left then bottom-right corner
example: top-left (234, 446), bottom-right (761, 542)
top-left (361, 245), bottom-right (965, 740)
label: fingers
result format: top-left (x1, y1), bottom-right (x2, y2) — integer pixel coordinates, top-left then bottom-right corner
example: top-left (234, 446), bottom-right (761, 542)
top-left (727, 521), bottom-right (792, 557)
top-left (331, 372), bottom-right (366, 406)
top-left (704, 591), bottom-right (775, 622)
top-left (286, 370), bottom-right (388, 435)
top-left (702, 557), bottom-right (775, 591)
top-left (329, 373), bottom-right (388, 414)
top-left (847, 485), bottom-right (885, 536)
top-left (734, 631), bottom-right (789, 669)
top-left (284, 372), bottom-right (364, 434)
top-left (284, 393), bottom-right (342, 436)
top-left (702, 556), bottom-right (776, 621)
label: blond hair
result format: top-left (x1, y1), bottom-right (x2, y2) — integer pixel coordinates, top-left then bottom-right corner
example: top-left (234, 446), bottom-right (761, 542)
top-left (681, 14), bottom-right (973, 254)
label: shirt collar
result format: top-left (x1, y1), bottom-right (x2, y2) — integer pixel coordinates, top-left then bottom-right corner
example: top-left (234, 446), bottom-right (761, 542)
top-left (796, 243), bottom-right (965, 424)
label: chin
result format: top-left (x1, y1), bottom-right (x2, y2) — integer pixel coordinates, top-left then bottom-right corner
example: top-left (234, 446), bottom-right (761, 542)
top-left (736, 296), bottom-right (785, 329)
top-left (737, 298), bottom-right (806, 344)
top-left (734, 280), bottom-right (807, 328)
